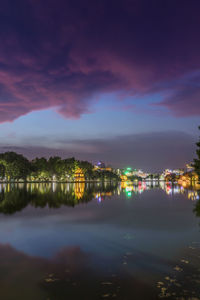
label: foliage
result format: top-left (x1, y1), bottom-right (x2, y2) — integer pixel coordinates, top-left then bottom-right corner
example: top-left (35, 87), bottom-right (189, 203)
top-left (0, 151), bottom-right (119, 182)
top-left (0, 152), bottom-right (31, 180)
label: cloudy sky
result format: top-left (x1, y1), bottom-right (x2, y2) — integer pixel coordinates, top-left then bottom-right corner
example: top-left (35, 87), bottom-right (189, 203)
top-left (0, 0), bottom-right (199, 171)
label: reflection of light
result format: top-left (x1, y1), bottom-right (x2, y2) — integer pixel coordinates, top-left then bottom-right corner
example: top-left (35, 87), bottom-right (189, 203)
top-left (165, 184), bottom-right (172, 195)
top-left (52, 182), bottom-right (56, 192)
top-left (126, 186), bottom-right (133, 192)
top-left (74, 182), bottom-right (85, 199)
top-left (173, 186), bottom-right (180, 194)
top-left (127, 191), bottom-right (132, 197)
top-left (95, 193), bottom-right (103, 203)
top-left (188, 191), bottom-right (199, 201)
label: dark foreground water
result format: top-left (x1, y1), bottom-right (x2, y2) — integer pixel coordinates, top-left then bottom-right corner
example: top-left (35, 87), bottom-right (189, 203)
top-left (0, 182), bottom-right (200, 300)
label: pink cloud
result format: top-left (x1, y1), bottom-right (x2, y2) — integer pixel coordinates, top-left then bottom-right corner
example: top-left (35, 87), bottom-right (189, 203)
top-left (0, 0), bottom-right (200, 122)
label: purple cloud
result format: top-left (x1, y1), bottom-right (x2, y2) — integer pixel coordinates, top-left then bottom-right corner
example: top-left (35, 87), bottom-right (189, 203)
top-left (0, 0), bottom-right (200, 122)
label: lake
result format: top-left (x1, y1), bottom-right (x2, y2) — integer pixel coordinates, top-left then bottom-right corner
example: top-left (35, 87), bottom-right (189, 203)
top-left (0, 181), bottom-right (199, 300)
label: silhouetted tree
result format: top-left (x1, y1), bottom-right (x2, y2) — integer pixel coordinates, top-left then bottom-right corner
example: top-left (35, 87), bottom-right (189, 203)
top-left (193, 126), bottom-right (200, 181)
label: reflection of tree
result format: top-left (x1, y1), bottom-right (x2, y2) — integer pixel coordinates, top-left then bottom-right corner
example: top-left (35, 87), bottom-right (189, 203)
top-left (0, 183), bottom-right (118, 214)
top-left (0, 188), bottom-right (33, 214)
top-left (193, 191), bottom-right (200, 217)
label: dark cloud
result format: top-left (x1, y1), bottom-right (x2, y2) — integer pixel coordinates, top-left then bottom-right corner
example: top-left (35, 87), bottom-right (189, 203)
top-left (0, 0), bottom-right (200, 121)
top-left (0, 131), bottom-right (196, 172)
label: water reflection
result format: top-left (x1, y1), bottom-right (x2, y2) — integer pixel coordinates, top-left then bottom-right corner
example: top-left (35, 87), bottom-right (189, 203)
top-left (0, 181), bottom-right (199, 215)
top-left (120, 181), bottom-right (200, 201)
top-left (0, 243), bottom-right (161, 300)
top-left (0, 182), bottom-right (200, 299)
top-left (0, 182), bottom-right (118, 214)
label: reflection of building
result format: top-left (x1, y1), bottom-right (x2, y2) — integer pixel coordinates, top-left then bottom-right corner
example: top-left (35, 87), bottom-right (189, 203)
top-left (94, 191), bottom-right (113, 203)
top-left (120, 181), bottom-right (147, 196)
top-left (188, 190), bottom-right (199, 201)
top-left (74, 182), bottom-right (85, 199)
top-left (74, 168), bottom-right (85, 182)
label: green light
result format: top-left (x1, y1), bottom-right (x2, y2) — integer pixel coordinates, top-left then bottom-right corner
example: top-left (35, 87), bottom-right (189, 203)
top-left (127, 167), bottom-right (132, 170)
top-left (127, 191), bottom-right (132, 197)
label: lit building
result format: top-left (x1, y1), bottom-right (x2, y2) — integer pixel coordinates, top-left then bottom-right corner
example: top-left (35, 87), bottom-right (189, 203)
top-left (122, 167), bottom-right (148, 179)
top-left (120, 175), bottom-right (128, 181)
top-left (74, 168), bottom-right (85, 182)
top-left (163, 168), bottom-right (184, 177)
top-left (94, 161), bottom-right (112, 172)
top-left (186, 163), bottom-right (194, 172)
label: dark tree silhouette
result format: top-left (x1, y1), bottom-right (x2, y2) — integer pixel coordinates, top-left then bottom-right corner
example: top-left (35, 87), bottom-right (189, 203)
top-left (193, 126), bottom-right (200, 181)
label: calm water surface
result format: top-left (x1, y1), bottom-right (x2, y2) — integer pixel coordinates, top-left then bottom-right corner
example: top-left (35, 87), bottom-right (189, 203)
top-left (0, 182), bottom-right (200, 300)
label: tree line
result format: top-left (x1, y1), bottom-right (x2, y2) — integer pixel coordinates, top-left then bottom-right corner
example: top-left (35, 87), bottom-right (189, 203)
top-left (0, 152), bottom-right (119, 182)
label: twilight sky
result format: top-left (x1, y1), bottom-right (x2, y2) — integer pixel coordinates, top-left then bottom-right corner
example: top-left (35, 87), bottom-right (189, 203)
top-left (0, 0), bottom-right (200, 171)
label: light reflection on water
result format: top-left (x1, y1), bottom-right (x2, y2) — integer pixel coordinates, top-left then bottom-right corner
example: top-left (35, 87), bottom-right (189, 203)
top-left (0, 181), bottom-right (199, 212)
top-left (0, 182), bottom-right (199, 299)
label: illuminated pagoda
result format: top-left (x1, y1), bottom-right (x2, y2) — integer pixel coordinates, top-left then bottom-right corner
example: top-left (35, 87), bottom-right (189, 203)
top-left (120, 175), bottom-right (128, 181)
top-left (74, 168), bottom-right (85, 182)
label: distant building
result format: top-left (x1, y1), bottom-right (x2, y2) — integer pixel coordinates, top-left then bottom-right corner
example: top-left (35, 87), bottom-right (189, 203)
top-left (94, 161), bottom-right (112, 172)
top-left (123, 167), bottom-right (148, 179)
top-left (96, 161), bottom-right (105, 168)
top-left (186, 163), bottom-right (194, 173)
top-left (163, 168), bottom-right (184, 177)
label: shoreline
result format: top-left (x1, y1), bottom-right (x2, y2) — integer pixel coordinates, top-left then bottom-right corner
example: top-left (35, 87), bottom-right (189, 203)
top-left (0, 180), bottom-right (119, 184)
top-left (0, 179), bottom-right (198, 184)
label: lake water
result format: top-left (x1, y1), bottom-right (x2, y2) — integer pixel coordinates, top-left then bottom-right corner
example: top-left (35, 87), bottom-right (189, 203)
top-left (0, 182), bottom-right (199, 300)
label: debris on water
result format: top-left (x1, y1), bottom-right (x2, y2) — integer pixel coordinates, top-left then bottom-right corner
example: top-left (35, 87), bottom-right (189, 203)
top-left (174, 265), bottom-right (183, 272)
top-left (45, 278), bottom-right (58, 283)
top-left (165, 276), bottom-right (170, 281)
top-left (158, 286), bottom-right (169, 298)
top-left (181, 259), bottom-right (189, 264)
top-left (101, 282), bottom-right (113, 285)
top-left (102, 294), bottom-right (111, 298)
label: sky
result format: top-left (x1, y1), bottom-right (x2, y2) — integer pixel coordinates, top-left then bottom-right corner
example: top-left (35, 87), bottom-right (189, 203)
top-left (0, 0), bottom-right (199, 171)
